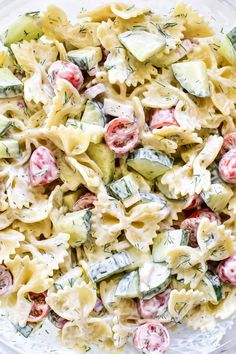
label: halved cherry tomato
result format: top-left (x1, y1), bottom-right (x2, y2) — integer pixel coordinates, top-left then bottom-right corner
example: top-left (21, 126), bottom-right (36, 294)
top-left (0, 265), bottom-right (13, 296)
top-left (133, 322), bottom-right (170, 354)
top-left (219, 149), bottom-right (236, 184)
top-left (149, 108), bottom-right (178, 130)
top-left (105, 117), bottom-right (139, 155)
top-left (221, 132), bottom-right (236, 155)
top-left (48, 310), bottom-right (68, 329)
top-left (217, 254), bottom-right (236, 284)
top-left (181, 209), bottom-right (220, 247)
top-left (48, 60), bottom-right (84, 90)
top-left (183, 194), bottom-right (203, 211)
top-left (137, 289), bottom-right (171, 319)
top-left (73, 192), bottom-right (97, 211)
top-left (29, 146), bottom-right (59, 186)
top-left (28, 291), bottom-right (50, 323)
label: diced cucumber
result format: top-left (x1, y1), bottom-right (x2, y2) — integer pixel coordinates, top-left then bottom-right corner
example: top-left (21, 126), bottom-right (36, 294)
top-left (0, 68), bottom-right (23, 98)
top-left (115, 270), bottom-right (140, 298)
top-left (152, 230), bottom-right (189, 262)
top-left (68, 46), bottom-right (102, 71)
top-left (87, 143), bottom-right (115, 184)
top-left (200, 183), bottom-right (233, 212)
top-left (127, 148), bottom-right (173, 180)
top-left (172, 61), bottom-right (210, 97)
top-left (140, 192), bottom-right (167, 206)
top-left (0, 139), bottom-right (20, 158)
top-left (66, 119), bottom-right (104, 144)
top-left (2, 12), bottom-right (43, 46)
top-left (81, 100), bottom-right (105, 127)
top-left (156, 178), bottom-right (181, 200)
top-left (119, 30), bottom-right (166, 62)
top-left (219, 27), bottom-right (236, 65)
top-left (63, 190), bottom-right (83, 211)
top-left (58, 209), bottom-right (91, 247)
top-left (13, 323), bottom-right (34, 338)
top-left (103, 98), bottom-right (134, 119)
top-left (107, 174), bottom-right (140, 208)
top-left (209, 163), bottom-right (222, 184)
top-left (197, 271), bottom-right (224, 304)
top-left (88, 252), bottom-right (133, 283)
top-left (139, 262), bottom-right (171, 299)
top-left (0, 115), bottom-right (11, 136)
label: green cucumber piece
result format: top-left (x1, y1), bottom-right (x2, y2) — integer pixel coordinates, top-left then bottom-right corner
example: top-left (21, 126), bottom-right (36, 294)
top-left (66, 119), bottom-right (104, 144)
top-left (119, 30), bottom-right (166, 62)
top-left (58, 209), bottom-right (91, 247)
top-left (197, 271), bottom-right (224, 304)
top-left (81, 100), bottom-right (105, 127)
top-left (63, 190), bottom-right (84, 212)
top-left (0, 68), bottom-right (23, 98)
top-left (200, 183), bottom-right (233, 212)
top-left (108, 174), bottom-right (140, 207)
top-left (68, 46), bottom-right (102, 71)
top-left (139, 262), bottom-right (171, 299)
top-left (2, 12), bottom-right (43, 46)
top-left (172, 61), bottom-right (210, 97)
top-left (209, 163), bottom-right (222, 184)
top-left (87, 143), bottom-right (115, 184)
top-left (139, 192), bottom-right (167, 206)
top-left (0, 115), bottom-right (12, 136)
top-left (115, 270), bottom-right (140, 298)
top-left (127, 148), bottom-right (173, 180)
top-left (88, 252), bottom-right (134, 283)
top-left (13, 323), bottom-right (34, 338)
top-left (219, 27), bottom-right (236, 65)
top-left (0, 139), bottom-right (20, 158)
top-left (152, 229), bottom-right (189, 262)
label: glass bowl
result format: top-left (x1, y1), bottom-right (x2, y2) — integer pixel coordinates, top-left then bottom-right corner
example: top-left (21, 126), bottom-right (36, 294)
top-left (0, 0), bottom-right (235, 353)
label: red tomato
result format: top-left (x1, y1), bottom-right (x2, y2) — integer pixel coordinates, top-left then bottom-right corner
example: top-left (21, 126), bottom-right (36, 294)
top-left (73, 192), bottom-right (97, 211)
top-left (219, 149), bottom-right (236, 184)
top-left (221, 132), bottom-right (236, 154)
top-left (29, 146), bottom-right (59, 186)
top-left (149, 108), bottom-right (178, 130)
top-left (0, 265), bottom-right (13, 296)
top-left (181, 209), bottom-right (220, 248)
top-left (217, 254), bottom-right (236, 285)
top-left (105, 117), bottom-right (139, 155)
top-left (48, 60), bottom-right (84, 90)
top-left (28, 291), bottom-right (50, 323)
top-left (48, 310), bottom-right (68, 329)
top-left (133, 322), bottom-right (170, 354)
top-left (137, 289), bottom-right (171, 319)
top-left (183, 194), bottom-right (203, 211)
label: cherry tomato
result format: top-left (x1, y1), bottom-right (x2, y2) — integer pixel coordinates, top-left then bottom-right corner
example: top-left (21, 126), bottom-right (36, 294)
top-left (48, 310), bottom-right (68, 329)
top-left (93, 298), bottom-right (104, 314)
top-left (181, 209), bottom-right (220, 248)
top-left (221, 132), bottom-right (236, 155)
top-left (29, 146), bottom-right (59, 186)
top-left (149, 108), bottom-right (178, 130)
top-left (133, 322), bottom-right (170, 354)
top-left (105, 117), bottom-right (139, 155)
top-left (217, 254), bottom-right (236, 285)
top-left (0, 265), bottom-right (13, 296)
top-left (73, 192), bottom-right (97, 211)
top-left (183, 194), bottom-right (203, 211)
top-left (219, 149), bottom-right (236, 184)
top-left (28, 291), bottom-right (50, 323)
top-left (48, 60), bottom-right (84, 90)
top-left (137, 289), bottom-right (171, 319)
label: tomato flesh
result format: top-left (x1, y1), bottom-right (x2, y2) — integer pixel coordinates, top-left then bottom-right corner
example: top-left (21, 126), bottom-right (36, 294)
top-left (48, 60), bottom-right (84, 90)
top-left (150, 108), bottom-right (178, 130)
top-left (0, 265), bottom-right (13, 296)
top-left (219, 149), bottom-right (236, 184)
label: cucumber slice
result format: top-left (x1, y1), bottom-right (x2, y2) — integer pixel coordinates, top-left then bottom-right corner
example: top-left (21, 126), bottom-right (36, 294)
top-left (200, 183), bottom-right (233, 212)
top-left (81, 100), bottom-right (105, 127)
top-left (119, 30), bottom-right (166, 62)
top-left (87, 143), bottom-right (115, 184)
top-left (152, 230), bottom-right (189, 262)
top-left (63, 190), bottom-right (83, 212)
top-left (108, 174), bottom-right (140, 207)
top-left (58, 209), bottom-right (91, 247)
top-left (103, 98), bottom-right (134, 119)
top-left (0, 115), bottom-right (11, 136)
top-left (88, 252), bottom-right (133, 283)
top-left (0, 139), bottom-right (20, 158)
top-left (140, 192), bottom-right (167, 207)
top-left (219, 27), bottom-right (236, 65)
top-left (127, 148), bottom-right (173, 180)
top-left (66, 119), bottom-right (104, 144)
top-left (13, 323), bottom-right (34, 338)
top-left (115, 270), bottom-right (140, 298)
top-left (68, 46), bottom-right (102, 71)
top-left (209, 163), bottom-right (222, 184)
top-left (0, 68), bottom-right (23, 98)
top-left (197, 271), bottom-right (224, 304)
top-left (2, 12), bottom-right (43, 47)
top-left (172, 61), bottom-right (210, 97)
top-left (139, 262), bottom-right (171, 299)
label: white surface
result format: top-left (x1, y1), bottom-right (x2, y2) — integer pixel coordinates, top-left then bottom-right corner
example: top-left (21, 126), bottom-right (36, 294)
top-left (0, 0), bottom-right (236, 353)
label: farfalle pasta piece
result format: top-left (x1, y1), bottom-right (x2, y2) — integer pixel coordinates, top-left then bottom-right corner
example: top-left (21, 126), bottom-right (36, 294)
top-left (57, 155), bottom-right (83, 191)
top-left (183, 304), bottom-right (216, 331)
top-left (0, 97), bottom-right (29, 124)
top-left (0, 210), bottom-right (15, 230)
top-left (13, 219), bottom-right (52, 238)
top-left (110, 3), bottom-right (149, 19)
top-left (168, 288), bottom-right (204, 322)
top-left (214, 286), bottom-right (236, 320)
top-left (0, 229), bottom-right (24, 263)
top-left (141, 131), bottom-right (178, 154)
top-left (197, 218), bottom-right (235, 261)
top-left (142, 82), bottom-right (179, 109)
top-left (209, 81), bottom-right (234, 116)
top-left (100, 276), bottom-right (122, 313)
top-left (97, 19), bottom-right (120, 51)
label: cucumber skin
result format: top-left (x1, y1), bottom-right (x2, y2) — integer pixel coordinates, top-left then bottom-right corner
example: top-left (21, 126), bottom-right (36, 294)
top-left (68, 47), bottom-right (102, 71)
top-left (0, 117), bottom-right (11, 136)
top-left (108, 175), bottom-right (138, 201)
top-left (0, 84), bottom-right (23, 98)
top-left (227, 27), bottom-right (236, 50)
top-left (0, 139), bottom-right (20, 158)
top-left (206, 272), bottom-right (224, 302)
